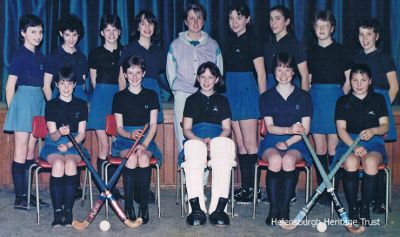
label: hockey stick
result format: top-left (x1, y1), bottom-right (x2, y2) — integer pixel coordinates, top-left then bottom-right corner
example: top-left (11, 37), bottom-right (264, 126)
top-left (280, 134), bottom-right (365, 234)
top-left (68, 124), bottom-right (149, 230)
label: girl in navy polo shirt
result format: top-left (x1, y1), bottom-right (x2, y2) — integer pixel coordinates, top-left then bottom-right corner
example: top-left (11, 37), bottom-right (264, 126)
top-left (43, 14), bottom-right (88, 101)
top-left (264, 5), bottom-right (309, 90)
top-left (258, 53), bottom-right (312, 225)
top-left (40, 67), bottom-right (89, 227)
top-left (87, 14), bottom-right (123, 199)
top-left (334, 64), bottom-right (388, 226)
top-left (308, 11), bottom-right (352, 205)
top-left (181, 62), bottom-right (235, 226)
top-left (354, 18), bottom-right (398, 213)
top-left (119, 10), bottom-right (165, 123)
top-left (224, 2), bottom-right (266, 204)
top-left (4, 14), bottom-right (48, 210)
top-left (112, 56), bottom-right (162, 224)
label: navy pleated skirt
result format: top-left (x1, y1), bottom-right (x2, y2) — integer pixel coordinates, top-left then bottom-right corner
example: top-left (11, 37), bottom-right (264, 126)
top-left (3, 86), bottom-right (45, 132)
top-left (331, 133), bottom-right (387, 168)
top-left (225, 72), bottom-right (260, 120)
top-left (111, 125), bottom-right (163, 165)
top-left (258, 134), bottom-right (312, 165)
top-left (310, 84), bottom-right (343, 134)
top-left (39, 133), bottom-right (90, 161)
top-left (87, 83), bottom-right (119, 130)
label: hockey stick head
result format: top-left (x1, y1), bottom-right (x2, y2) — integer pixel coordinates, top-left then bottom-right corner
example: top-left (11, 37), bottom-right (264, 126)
top-left (345, 224), bottom-right (366, 234)
top-left (124, 218), bottom-right (143, 228)
top-left (72, 220), bottom-right (90, 230)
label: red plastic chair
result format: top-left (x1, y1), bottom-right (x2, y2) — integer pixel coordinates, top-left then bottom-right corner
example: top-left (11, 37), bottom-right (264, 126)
top-left (252, 119), bottom-right (312, 219)
top-left (330, 163), bottom-right (391, 225)
top-left (28, 116), bottom-right (93, 223)
top-left (102, 114), bottom-right (161, 218)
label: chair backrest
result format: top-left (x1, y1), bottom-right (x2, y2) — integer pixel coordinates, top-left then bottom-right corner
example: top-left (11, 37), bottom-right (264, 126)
top-left (32, 116), bottom-right (48, 138)
top-left (105, 114), bottom-right (117, 136)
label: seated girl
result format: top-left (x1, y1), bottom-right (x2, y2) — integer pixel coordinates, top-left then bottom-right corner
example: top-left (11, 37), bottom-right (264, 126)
top-left (111, 55), bottom-right (162, 225)
top-left (181, 62), bottom-right (236, 226)
top-left (40, 67), bottom-right (88, 227)
top-left (334, 64), bottom-right (389, 226)
top-left (258, 53), bottom-right (312, 225)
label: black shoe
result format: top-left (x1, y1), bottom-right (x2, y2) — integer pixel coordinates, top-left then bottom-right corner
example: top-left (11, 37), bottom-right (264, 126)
top-left (112, 188), bottom-right (124, 201)
top-left (348, 206), bottom-right (360, 225)
top-left (209, 198), bottom-right (230, 226)
top-left (186, 197), bottom-right (207, 226)
top-left (14, 195), bottom-right (28, 210)
top-left (138, 207), bottom-right (149, 224)
top-left (125, 208), bottom-right (136, 221)
top-left (149, 190), bottom-right (156, 204)
top-left (235, 188), bottom-right (253, 204)
top-left (372, 203), bottom-right (386, 214)
top-left (63, 209), bottom-right (73, 226)
top-left (51, 210), bottom-right (63, 227)
top-left (29, 194), bottom-right (50, 208)
top-left (74, 186), bottom-right (83, 200)
top-left (234, 187), bottom-right (244, 196)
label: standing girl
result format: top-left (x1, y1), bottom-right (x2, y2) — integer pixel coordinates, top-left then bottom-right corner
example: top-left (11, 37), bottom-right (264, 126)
top-left (119, 10), bottom-right (165, 123)
top-left (308, 11), bottom-right (352, 205)
top-left (87, 14), bottom-right (123, 199)
top-left (335, 64), bottom-right (388, 225)
top-left (181, 62), bottom-right (235, 226)
top-left (4, 14), bottom-right (48, 210)
top-left (40, 67), bottom-right (88, 227)
top-left (224, 2), bottom-right (266, 204)
top-left (258, 53), bottom-right (312, 225)
top-left (43, 14), bottom-right (88, 101)
top-left (354, 18), bottom-right (398, 213)
top-left (264, 5), bottom-right (309, 90)
top-left (112, 56), bottom-right (162, 224)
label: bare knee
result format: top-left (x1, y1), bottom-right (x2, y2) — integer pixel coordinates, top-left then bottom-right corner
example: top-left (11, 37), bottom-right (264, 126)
top-left (65, 159), bottom-right (78, 175)
top-left (362, 155), bottom-right (381, 175)
top-left (266, 154), bottom-right (282, 172)
top-left (343, 155), bottom-right (359, 172)
top-left (282, 155), bottom-right (296, 171)
top-left (51, 159), bottom-right (65, 177)
top-left (126, 154), bottom-right (138, 169)
top-left (138, 153), bottom-right (150, 168)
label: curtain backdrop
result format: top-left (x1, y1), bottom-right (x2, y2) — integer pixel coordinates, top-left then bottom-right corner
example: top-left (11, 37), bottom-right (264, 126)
top-left (1, 0), bottom-right (399, 102)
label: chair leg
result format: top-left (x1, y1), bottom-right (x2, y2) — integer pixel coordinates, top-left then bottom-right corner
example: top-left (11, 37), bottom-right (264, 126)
top-left (305, 166), bottom-right (310, 203)
top-left (35, 167), bottom-right (42, 224)
top-left (156, 164), bottom-right (161, 218)
top-left (105, 163), bottom-right (110, 219)
top-left (384, 168), bottom-right (389, 225)
top-left (231, 167), bottom-right (235, 217)
top-left (252, 164), bottom-right (259, 219)
top-left (176, 166), bottom-right (180, 205)
top-left (180, 168), bottom-right (185, 217)
top-left (81, 168), bottom-right (87, 206)
top-left (88, 169), bottom-right (93, 209)
top-left (27, 164), bottom-right (37, 210)
top-left (309, 166), bottom-right (313, 198)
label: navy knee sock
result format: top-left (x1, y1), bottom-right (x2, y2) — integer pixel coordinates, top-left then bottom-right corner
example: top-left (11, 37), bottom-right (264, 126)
top-left (23, 159), bottom-right (34, 196)
top-left (361, 173), bottom-right (377, 207)
top-left (12, 161), bottom-right (25, 197)
top-left (342, 170), bottom-right (359, 209)
top-left (138, 167), bottom-right (151, 209)
top-left (50, 176), bottom-right (64, 211)
top-left (64, 175), bottom-right (78, 211)
top-left (280, 170), bottom-right (297, 219)
top-left (123, 167), bottom-right (136, 210)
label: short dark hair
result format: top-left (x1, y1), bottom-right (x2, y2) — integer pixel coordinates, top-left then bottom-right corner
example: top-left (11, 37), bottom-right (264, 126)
top-left (313, 10), bottom-right (336, 28)
top-left (19, 14), bottom-right (43, 44)
top-left (55, 67), bottom-right (76, 83)
top-left (131, 10), bottom-right (159, 43)
top-left (273, 53), bottom-right (296, 70)
top-left (122, 55), bottom-right (146, 73)
top-left (100, 14), bottom-right (122, 32)
top-left (269, 5), bottom-right (293, 31)
top-left (357, 17), bottom-right (381, 35)
top-left (58, 14), bottom-right (84, 40)
top-left (229, 1), bottom-right (250, 18)
top-left (350, 63), bottom-right (372, 80)
top-left (194, 62), bottom-right (224, 92)
top-left (184, 2), bottom-right (206, 21)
